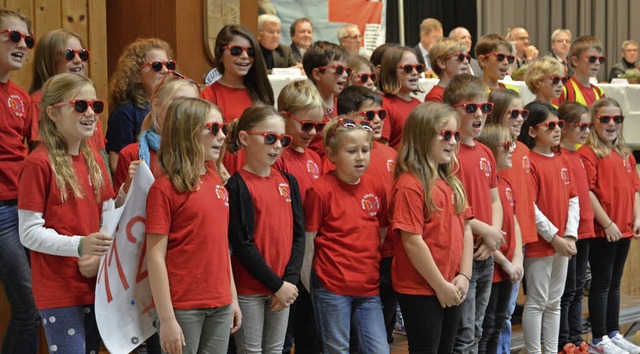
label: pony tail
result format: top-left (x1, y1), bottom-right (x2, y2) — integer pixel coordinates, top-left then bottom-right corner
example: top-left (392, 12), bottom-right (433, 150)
top-left (224, 119), bottom-right (242, 155)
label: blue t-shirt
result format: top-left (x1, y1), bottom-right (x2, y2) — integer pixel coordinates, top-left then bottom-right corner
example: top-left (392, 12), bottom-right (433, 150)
top-left (105, 100), bottom-right (150, 153)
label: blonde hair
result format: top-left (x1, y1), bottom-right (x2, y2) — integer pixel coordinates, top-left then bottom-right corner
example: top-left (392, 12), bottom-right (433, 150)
top-left (395, 102), bottom-right (466, 215)
top-left (277, 79), bottom-right (324, 114)
top-left (585, 97), bottom-right (630, 159)
top-left (30, 29), bottom-right (85, 94)
top-left (322, 115), bottom-right (373, 152)
top-left (476, 124), bottom-right (511, 158)
top-left (140, 75), bottom-right (200, 132)
top-left (429, 38), bottom-right (468, 76)
top-left (524, 56), bottom-right (564, 93)
top-left (0, 9), bottom-right (31, 33)
top-left (108, 38), bottom-right (173, 109)
top-left (158, 97), bottom-right (221, 192)
top-left (39, 73), bottom-right (105, 202)
top-left (420, 18), bottom-right (442, 35)
top-left (486, 88), bottom-right (521, 126)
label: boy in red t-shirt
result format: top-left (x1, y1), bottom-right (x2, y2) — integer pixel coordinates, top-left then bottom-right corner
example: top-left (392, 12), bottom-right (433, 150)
top-left (425, 38), bottom-right (470, 103)
top-left (554, 36), bottom-right (606, 108)
top-left (444, 74), bottom-right (506, 353)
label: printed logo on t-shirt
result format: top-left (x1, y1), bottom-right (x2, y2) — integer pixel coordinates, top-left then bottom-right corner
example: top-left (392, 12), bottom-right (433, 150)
top-left (522, 155), bottom-right (531, 174)
top-left (505, 187), bottom-right (515, 207)
top-left (8, 95), bottom-right (25, 118)
top-left (560, 167), bottom-right (571, 185)
top-left (306, 160), bottom-right (320, 179)
top-left (386, 159), bottom-right (395, 173)
top-left (215, 184), bottom-right (229, 206)
top-left (479, 157), bottom-right (492, 178)
top-left (361, 193), bottom-right (380, 216)
top-left (623, 157), bottom-right (633, 173)
top-left (278, 183), bottom-right (292, 203)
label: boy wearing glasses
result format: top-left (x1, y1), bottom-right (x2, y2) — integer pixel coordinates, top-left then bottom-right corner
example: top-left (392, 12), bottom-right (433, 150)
top-left (476, 34), bottom-right (520, 93)
top-left (555, 35), bottom-right (606, 108)
top-left (444, 74), bottom-right (506, 354)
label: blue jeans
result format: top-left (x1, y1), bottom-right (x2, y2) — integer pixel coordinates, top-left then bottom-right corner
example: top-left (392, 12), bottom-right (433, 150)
top-left (311, 273), bottom-right (389, 354)
top-left (0, 204), bottom-right (40, 354)
top-left (453, 257), bottom-right (494, 354)
top-left (497, 279), bottom-right (520, 354)
top-left (40, 305), bottom-right (101, 354)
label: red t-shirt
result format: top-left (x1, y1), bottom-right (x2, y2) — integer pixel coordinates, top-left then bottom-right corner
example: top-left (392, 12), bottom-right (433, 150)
top-left (554, 76), bottom-right (604, 108)
top-left (526, 152), bottom-right (578, 258)
top-left (424, 85), bottom-right (444, 103)
top-left (494, 177), bottom-right (516, 283)
top-left (456, 141), bottom-right (498, 241)
top-left (232, 168), bottom-right (294, 295)
top-left (200, 82), bottom-right (254, 175)
top-left (381, 94), bottom-right (421, 149)
top-left (1, 80), bottom-right (35, 200)
top-left (273, 148), bottom-right (321, 203)
top-left (307, 103), bottom-right (336, 159)
top-left (18, 146), bottom-right (115, 309)
top-left (390, 174), bottom-right (466, 296)
top-left (304, 172), bottom-right (387, 296)
top-left (579, 146), bottom-right (640, 238)
top-left (561, 147), bottom-right (595, 239)
top-left (498, 142), bottom-right (537, 244)
top-left (146, 170), bottom-right (232, 309)
top-left (113, 143), bottom-right (162, 193)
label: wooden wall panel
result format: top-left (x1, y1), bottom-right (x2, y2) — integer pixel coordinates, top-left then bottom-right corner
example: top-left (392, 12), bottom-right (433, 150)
top-left (87, 0), bottom-right (108, 128)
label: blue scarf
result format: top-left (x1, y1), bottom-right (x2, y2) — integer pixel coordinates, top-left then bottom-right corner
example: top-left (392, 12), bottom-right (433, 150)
top-left (138, 129), bottom-right (161, 166)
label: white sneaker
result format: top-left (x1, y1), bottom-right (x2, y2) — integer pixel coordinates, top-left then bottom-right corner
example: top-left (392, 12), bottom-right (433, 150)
top-left (588, 336), bottom-right (630, 354)
top-left (611, 333), bottom-right (640, 354)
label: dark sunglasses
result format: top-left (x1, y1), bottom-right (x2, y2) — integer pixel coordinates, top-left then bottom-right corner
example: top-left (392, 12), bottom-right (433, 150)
top-left (546, 76), bottom-right (568, 85)
top-left (64, 49), bottom-right (90, 62)
top-left (440, 130), bottom-right (461, 142)
top-left (582, 55), bottom-right (606, 64)
top-left (245, 131), bottom-right (293, 147)
top-left (507, 109), bottom-right (529, 120)
top-left (140, 60), bottom-right (176, 72)
top-left (444, 52), bottom-right (471, 63)
top-left (355, 73), bottom-right (377, 83)
top-left (487, 52), bottom-right (515, 64)
top-left (535, 120), bottom-right (565, 130)
top-left (287, 113), bottom-right (326, 132)
top-left (501, 141), bottom-right (516, 150)
top-left (318, 64), bottom-right (352, 76)
top-left (0, 29), bottom-right (34, 49)
top-left (359, 109), bottom-right (387, 121)
top-left (454, 102), bottom-right (494, 115)
top-left (52, 99), bottom-right (105, 114)
top-left (327, 118), bottom-right (373, 141)
top-left (597, 115), bottom-right (624, 124)
top-left (397, 63), bottom-right (425, 74)
top-left (569, 122), bottom-right (594, 131)
top-left (223, 45), bottom-right (255, 58)
top-left (205, 122), bottom-right (228, 136)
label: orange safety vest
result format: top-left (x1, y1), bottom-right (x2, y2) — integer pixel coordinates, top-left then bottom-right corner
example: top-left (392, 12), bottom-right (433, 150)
top-left (562, 79), bottom-right (605, 106)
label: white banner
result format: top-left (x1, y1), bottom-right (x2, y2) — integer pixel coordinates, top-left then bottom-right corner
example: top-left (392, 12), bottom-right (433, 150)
top-left (95, 162), bottom-right (156, 354)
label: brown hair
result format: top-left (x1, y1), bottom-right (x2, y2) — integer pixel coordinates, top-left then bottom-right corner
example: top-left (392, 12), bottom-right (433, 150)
top-left (443, 74), bottom-right (488, 106)
top-left (475, 33), bottom-right (511, 58)
top-left (30, 29), bottom-right (85, 94)
top-left (486, 88), bottom-right (521, 126)
top-left (224, 104), bottom-right (282, 155)
top-left (379, 46), bottom-right (421, 95)
top-left (569, 36), bottom-right (603, 68)
top-left (476, 124), bottom-right (512, 159)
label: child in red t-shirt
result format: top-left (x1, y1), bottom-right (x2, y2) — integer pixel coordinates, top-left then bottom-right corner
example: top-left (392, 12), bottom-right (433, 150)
top-left (557, 102), bottom-right (595, 353)
top-left (18, 74), bottom-right (118, 353)
top-left (201, 25), bottom-right (275, 176)
top-left (444, 74), bottom-right (505, 353)
top-left (378, 46), bottom-right (423, 149)
top-left (225, 104), bottom-right (304, 353)
top-left (579, 98), bottom-right (640, 353)
top-left (476, 124), bottom-right (524, 353)
top-left (146, 97), bottom-right (240, 353)
top-left (389, 102), bottom-right (473, 353)
top-left (517, 101), bottom-right (578, 354)
top-left (303, 116), bottom-right (389, 353)
top-left (425, 38), bottom-right (470, 103)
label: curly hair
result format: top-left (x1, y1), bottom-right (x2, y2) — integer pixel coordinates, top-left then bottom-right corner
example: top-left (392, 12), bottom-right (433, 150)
top-left (108, 38), bottom-right (173, 109)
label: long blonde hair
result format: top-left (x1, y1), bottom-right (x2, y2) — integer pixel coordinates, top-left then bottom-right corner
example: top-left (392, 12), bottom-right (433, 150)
top-left (39, 73), bottom-right (105, 202)
top-left (140, 74), bottom-right (200, 133)
top-left (395, 102), bottom-right (466, 216)
top-left (30, 29), bottom-right (85, 94)
top-left (585, 97), bottom-right (630, 159)
top-left (158, 97), bottom-right (221, 192)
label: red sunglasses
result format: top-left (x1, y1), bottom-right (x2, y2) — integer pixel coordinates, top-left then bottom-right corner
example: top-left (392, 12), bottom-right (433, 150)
top-left (287, 112), bottom-right (326, 133)
top-left (205, 122), bottom-right (228, 136)
top-left (64, 49), bottom-right (90, 62)
top-left (440, 130), bottom-right (461, 142)
top-left (0, 29), bottom-right (34, 48)
top-left (397, 64), bottom-right (425, 74)
top-left (444, 52), bottom-right (471, 63)
top-left (140, 60), bottom-right (176, 72)
top-left (53, 99), bottom-right (105, 114)
top-left (245, 131), bottom-right (293, 147)
top-left (318, 64), bottom-right (352, 76)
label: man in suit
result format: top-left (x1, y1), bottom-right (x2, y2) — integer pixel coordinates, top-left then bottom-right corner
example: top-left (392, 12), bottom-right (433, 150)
top-left (413, 18), bottom-right (443, 77)
top-left (449, 26), bottom-right (482, 78)
top-left (290, 18), bottom-right (313, 63)
top-left (609, 39), bottom-right (639, 82)
top-left (506, 27), bottom-right (539, 72)
top-left (257, 14), bottom-right (300, 71)
top-left (547, 28), bottom-right (573, 78)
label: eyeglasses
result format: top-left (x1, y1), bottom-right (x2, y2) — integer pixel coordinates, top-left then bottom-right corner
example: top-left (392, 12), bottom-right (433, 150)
top-left (318, 64), bottom-right (352, 76)
top-left (486, 53), bottom-right (516, 64)
top-left (355, 73), bottom-right (377, 83)
top-left (204, 122), bottom-right (228, 136)
top-left (64, 49), bottom-right (90, 62)
top-left (223, 45), bottom-right (255, 58)
top-left (453, 102), bottom-right (494, 115)
top-left (444, 52), bottom-right (471, 63)
top-left (140, 60), bottom-right (176, 72)
top-left (343, 34), bottom-right (362, 40)
top-left (287, 112), bottom-right (326, 132)
top-left (0, 29), bottom-right (34, 49)
top-left (52, 99), bottom-right (105, 114)
top-left (507, 109), bottom-right (529, 120)
top-left (569, 122), bottom-right (594, 131)
top-left (535, 120), bottom-right (565, 130)
top-left (501, 141), bottom-right (516, 150)
top-left (327, 118), bottom-right (373, 141)
top-left (582, 55), bottom-right (606, 64)
top-left (597, 115), bottom-right (624, 124)
top-left (245, 131), bottom-right (293, 147)
top-left (440, 130), bottom-right (461, 142)
top-left (546, 76), bottom-right (568, 85)
top-left (359, 109), bottom-right (387, 121)
top-left (397, 64), bottom-right (425, 74)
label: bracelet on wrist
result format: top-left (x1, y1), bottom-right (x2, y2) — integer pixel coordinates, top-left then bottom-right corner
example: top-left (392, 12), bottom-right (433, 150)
top-left (78, 237), bottom-right (84, 257)
top-left (603, 221), bottom-right (613, 230)
top-left (457, 272), bottom-right (471, 282)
